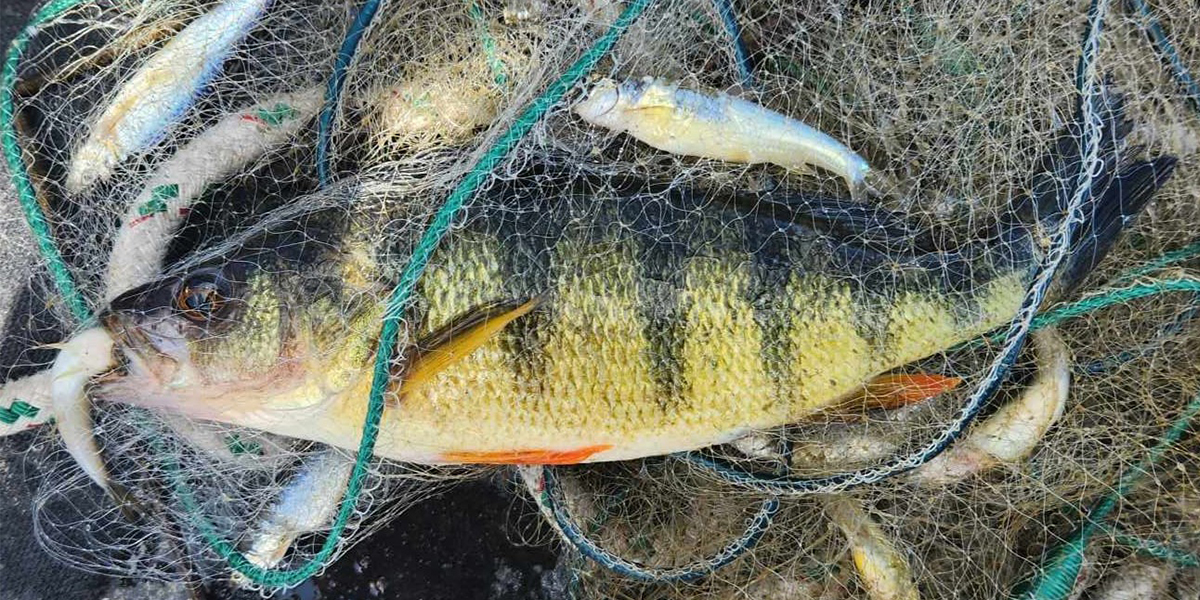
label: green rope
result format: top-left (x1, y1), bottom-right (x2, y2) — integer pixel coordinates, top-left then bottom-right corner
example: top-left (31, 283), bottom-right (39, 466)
top-left (1013, 388), bottom-right (1200, 599)
top-left (1, 0), bottom-right (92, 323)
top-left (1033, 278), bottom-right (1200, 327)
top-left (1105, 524), bottom-right (1200, 568)
top-left (469, 0), bottom-right (508, 87)
top-left (1112, 239), bottom-right (1200, 284)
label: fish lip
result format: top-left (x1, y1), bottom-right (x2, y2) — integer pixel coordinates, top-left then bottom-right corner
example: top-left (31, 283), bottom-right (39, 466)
top-left (98, 308), bottom-right (195, 384)
top-left (577, 79), bottom-right (620, 120)
top-left (99, 309), bottom-right (153, 359)
top-left (90, 310), bottom-right (154, 399)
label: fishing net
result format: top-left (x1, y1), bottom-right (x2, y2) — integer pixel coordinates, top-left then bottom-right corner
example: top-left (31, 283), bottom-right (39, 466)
top-left (2, 0), bottom-right (1200, 598)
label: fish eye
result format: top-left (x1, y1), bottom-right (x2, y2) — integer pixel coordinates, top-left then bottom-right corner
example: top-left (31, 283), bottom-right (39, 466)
top-left (175, 272), bottom-right (230, 322)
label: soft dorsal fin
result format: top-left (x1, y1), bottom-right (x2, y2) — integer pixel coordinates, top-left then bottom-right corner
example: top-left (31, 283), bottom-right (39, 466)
top-left (397, 297), bottom-right (542, 398)
top-left (721, 190), bottom-right (946, 255)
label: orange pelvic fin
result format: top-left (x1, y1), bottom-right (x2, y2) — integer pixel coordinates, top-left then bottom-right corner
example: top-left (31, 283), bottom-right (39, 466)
top-left (819, 372), bottom-right (963, 421)
top-left (441, 444), bottom-right (612, 465)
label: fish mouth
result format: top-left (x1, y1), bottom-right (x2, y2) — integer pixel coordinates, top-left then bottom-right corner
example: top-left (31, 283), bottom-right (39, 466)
top-left (93, 310), bottom-right (235, 419)
top-left (575, 79), bottom-right (620, 120)
top-left (98, 309), bottom-right (200, 393)
top-left (94, 309), bottom-right (331, 424)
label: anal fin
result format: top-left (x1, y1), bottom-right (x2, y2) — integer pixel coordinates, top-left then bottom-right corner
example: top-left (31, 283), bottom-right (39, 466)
top-left (821, 372), bottom-right (962, 420)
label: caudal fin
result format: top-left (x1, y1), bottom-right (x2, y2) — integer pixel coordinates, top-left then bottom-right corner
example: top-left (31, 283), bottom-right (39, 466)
top-left (1057, 155), bottom-right (1177, 291)
top-left (1017, 83), bottom-right (1178, 294)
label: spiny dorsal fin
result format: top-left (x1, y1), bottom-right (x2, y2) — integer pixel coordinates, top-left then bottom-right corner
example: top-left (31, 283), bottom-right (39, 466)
top-left (397, 296), bottom-right (543, 399)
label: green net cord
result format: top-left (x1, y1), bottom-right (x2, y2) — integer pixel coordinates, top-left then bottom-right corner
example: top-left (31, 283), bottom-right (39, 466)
top-left (1015, 388), bottom-right (1200, 599)
top-left (2, 0), bottom-right (92, 323)
top-left (1104, 523), bottom-right (1200, 569)
top-left (468, 0), bottom-right (508, 87)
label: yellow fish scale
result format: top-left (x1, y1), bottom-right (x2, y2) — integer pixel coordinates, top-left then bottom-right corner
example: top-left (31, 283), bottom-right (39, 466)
top-left (338, 242), bottom-right (378, 293)
top-left (266, 294), bottom-right (380, 425)
top-left (678, 257), bottom-right (778, 432)
top-left (196, 274), bottom-right (281, 373)
top-left (538, 237), bottom-right (657, 439)
top-left (324, 241), bottom-right (1029, 461)
top-left (884, 291), bottom-right (962, 367)
top-left (977, 272), bottom-right (1028, 329)
top-left (398, 234), bottom-right (522, 449)
top-left (787, 275), bottom-right (875, 412)
top-left (314, 298), bottom-right (381, 401)
top-left (883, 272), bottom-right (1028, 369)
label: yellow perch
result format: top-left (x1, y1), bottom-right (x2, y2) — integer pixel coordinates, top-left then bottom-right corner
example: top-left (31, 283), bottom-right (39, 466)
top-left (574, 77), bottom-right (874, 198)
top-left (95, 92), bottom-right (1174, 466)
top-left (96, 175), bottom-right (1032, 464)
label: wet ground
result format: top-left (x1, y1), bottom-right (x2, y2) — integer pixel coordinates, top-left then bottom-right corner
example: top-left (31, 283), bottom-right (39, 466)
top-left (0, 4), bottom-right (562, 599)
top-left (1, 420), bottom-right (562, 600)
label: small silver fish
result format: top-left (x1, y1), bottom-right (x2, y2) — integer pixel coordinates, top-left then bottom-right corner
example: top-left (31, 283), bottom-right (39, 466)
top-left (48, 327), bottom-right (139, 516)
top-left (233, 450), bottom-right (353, 583)
top-left (915, 327), bottom-right (1071, 485)
top-left (65, 0), bottom-right (274, 194)
top-left (574, 77), bottom-right (874, 199)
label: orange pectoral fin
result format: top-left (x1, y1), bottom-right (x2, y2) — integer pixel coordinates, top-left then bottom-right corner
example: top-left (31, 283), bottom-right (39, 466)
top-left (862, 372), bottom-right (963, 410)
top-left (441, 444), bottom-right (613, 465)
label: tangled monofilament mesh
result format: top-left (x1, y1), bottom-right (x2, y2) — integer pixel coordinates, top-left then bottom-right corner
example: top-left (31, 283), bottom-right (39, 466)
top-left (3, 0), bottom-right (1200, 598)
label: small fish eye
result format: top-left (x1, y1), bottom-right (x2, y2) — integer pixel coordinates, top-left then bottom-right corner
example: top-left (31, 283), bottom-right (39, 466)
top-left (175, 273), bottom-right (230, 322)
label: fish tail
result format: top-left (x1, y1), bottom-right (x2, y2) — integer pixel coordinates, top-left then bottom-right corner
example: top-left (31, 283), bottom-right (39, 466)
top-left (1057, 155), bottom-right (1176, 292)
top-left (1016, 81), bottom-right (1178, 294)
